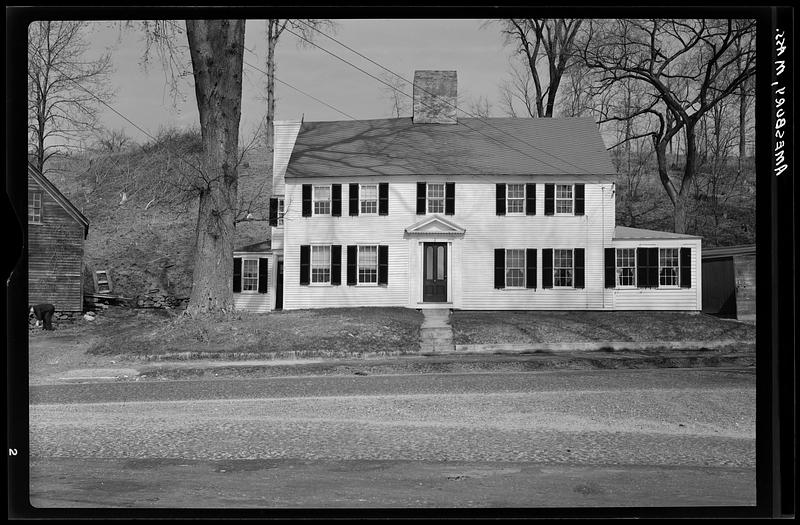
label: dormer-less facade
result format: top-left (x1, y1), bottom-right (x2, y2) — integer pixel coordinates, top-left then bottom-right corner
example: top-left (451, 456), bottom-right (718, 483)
top-left (258, 70), bottom-right (701, 312)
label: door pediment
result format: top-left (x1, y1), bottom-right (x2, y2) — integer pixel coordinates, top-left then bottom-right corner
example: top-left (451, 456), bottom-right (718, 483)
top-left (405, 215), bottom-right (466, 236)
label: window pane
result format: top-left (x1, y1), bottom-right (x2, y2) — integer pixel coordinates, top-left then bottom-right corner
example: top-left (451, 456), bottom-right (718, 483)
top-left (437, 246), bottom-right (445, 280)
top-left (314, 186), bottom-right (331, 215)
top-left (428, 183), bottom-right (444, 213)
top-left (505, 249), bottom-right (525, 287)
top-left (311, 246), bottom-right (331, 283)
top-left (242, 260), bottom-right (259, 291)
top-left (426, 246), bottom-right (433, 280)
top-left (555, 185), bottom-right (573, 214)
top-left (553, 249), bottom-right (573, 287)
top-left (360, 185), bottom-right (377, 214)
top-left (616, 248), bottom-right (636, 286)
top-left (358, 245), bottom-right (378, 283)
top-left (659, 248), bottom-right (679, 286)
top-left (28, 192), bottom-right (42, 222)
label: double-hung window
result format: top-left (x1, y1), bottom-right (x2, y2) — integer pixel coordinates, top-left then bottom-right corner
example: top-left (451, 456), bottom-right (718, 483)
top-left (505, 249), bottom-right (525, 287)
top-left (553, 249), bottom-right (573, 287)
top-left (313, 185), bottom-right (331, 216)
top-left (506, 184), bottom-right (525, 214)
top-left (277, 197), bottom-right (285, 226)
top-left (659, 248), bottom-right (679, 287)
top-left (555, 184), bottom-right (573, 215)
top-left (358, 245), bottom-right (378, 284)
top-left (311, 245), bottom-right (331, 284)
top-left (427, 183), bottom-right (445, 213)
top-left (360, 184), bottom-right (378, 215)
top-left (616, 248), bottom-right (636, 287)
top-left (242, 259), bottom-right (259, 292)
top-left (28, 191), bottom-right (42, 223)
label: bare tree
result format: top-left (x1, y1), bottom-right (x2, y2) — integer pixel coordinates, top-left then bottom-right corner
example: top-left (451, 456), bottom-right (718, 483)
top-left (379, 71), bottom-right (411, 118)
top-left (466, 95), bottom-right (492, 118)
top-left (27, 20), bottom-right (114, 174)
top-left (581, 18), bottom-right (756, 233)
top-left (495, 18), bottom-right (584, 118)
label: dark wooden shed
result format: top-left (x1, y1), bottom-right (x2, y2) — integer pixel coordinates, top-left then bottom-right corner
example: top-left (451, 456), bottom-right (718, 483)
top-left (701, 245), bottom-right (755, 322)
top-left (27, 163), bottom-right (89, 312)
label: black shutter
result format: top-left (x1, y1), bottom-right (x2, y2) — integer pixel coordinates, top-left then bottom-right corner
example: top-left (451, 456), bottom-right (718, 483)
top-left (445, 182), bottom-right (455, 215)
top-left (349, 184), bottom-right (359, 216)
top-left (496, 184), bottom-right (506, 215)
top-left (574, 184), bottom-right (585, 216)
top-left (526, 183), bottom-right (536, 215)
top-left (526, 248), bottom-right (537, 289)
top-left (416, 182), bottom-right (426, 214)
top-left (300, 245), bottom-right (310, 285)
top-left (378, 183), bottom-right (389, 215)
top-left (637, 247), bottom-right (658, 288)
top-left (346, 245), bottom-right (357, 285)
top-left (544, 184), bottom-right (555, 215)
top-left (494, 249), bottom-right (505, 289)
top-left (680, 247), bottom-right (691, 288)
top-left (542, 249), bottom-right (553, 288)
top-left (605, 248), bottom-right (616, 288)
top-left (330, 245), bottom-right (342, 285)
top-left (269, 197), bottom-right (278, 226)
top-left (233, 257), bottom-right (242, 293)
top-left (258, 258), bottom-right (269, 293)
top-left (331, 184), bottom-right (342, 217)
top-left (302, 184), bottom-right (312, 217)
top-left (574, 248), bottom-right (585, 289)
top-left (378, 245), bottom-right (389, 285)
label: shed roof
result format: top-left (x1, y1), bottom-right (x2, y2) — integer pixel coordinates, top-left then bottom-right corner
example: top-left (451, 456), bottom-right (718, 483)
top-left (613, 226), bottom-right (701, 241)
top-left (701, 244), bottom-right (756, 259)
top-left (27, 163), bottom-right (90, 238)
top-left (285, 117), bottom-right (616, 178)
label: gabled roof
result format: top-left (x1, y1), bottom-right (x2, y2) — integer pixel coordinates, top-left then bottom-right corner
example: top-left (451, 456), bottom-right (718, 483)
top-left (285, 117), bottom-right (616, 178)
top-left (27, 162), bottom-right (89, 238)
top-left (613, 226), bottom-right (701, 241)
top-left (405, 215), bottom-right (466, 235)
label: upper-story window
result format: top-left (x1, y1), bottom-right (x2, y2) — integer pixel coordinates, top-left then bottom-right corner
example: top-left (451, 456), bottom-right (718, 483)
top-left (360, 184), bottom-right (378, 215)
top-left (311, 245), bottom-right (331, 284)
top-left (506, 184), bottom-right (525, 214)
top-left (313, 185), bottom-right (331, 216)
top-left (555, 184), bottom-right (573, 215)
top-left (659, 248), bottom-right (679, 287)
top-left (28, 191), bottom-right (42, 223)
top-left (277, 198), bottom-right (285, 226)
top-left (427, 183), bottom-right (445, 213)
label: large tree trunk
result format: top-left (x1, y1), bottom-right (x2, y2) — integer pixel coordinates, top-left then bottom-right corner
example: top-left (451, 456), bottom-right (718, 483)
top-left (185, 19), bottom-right (245, 314)
top-left (265, 20), bottom-right (277, 165)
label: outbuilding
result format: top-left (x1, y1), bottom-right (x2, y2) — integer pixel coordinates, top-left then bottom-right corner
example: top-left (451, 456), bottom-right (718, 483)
top-left (701, 244), bottom-right (756, 322)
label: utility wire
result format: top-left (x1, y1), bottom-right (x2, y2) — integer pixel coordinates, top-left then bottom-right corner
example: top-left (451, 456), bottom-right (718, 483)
top-left (292, 20), bottom-right (596, 175)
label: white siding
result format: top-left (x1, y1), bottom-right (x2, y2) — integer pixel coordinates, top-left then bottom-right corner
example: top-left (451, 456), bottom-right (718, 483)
top-left (233, 252), bottom-right (276, 313)
top-left (272, 121), bottom-right (302, 197)
top-left (282, 175), bottom-right (621, 310)
top-left (233, 293), bottom-right (270, 313)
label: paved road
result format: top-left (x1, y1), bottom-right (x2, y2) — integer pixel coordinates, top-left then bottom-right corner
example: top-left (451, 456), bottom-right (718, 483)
top-left (26, 368), bottom-right (756, 509)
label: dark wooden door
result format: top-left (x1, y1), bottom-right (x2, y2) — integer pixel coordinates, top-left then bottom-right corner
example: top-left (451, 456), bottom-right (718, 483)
top-left (423, 242), bottom-right (447, 302)
top-left (275, 260), bottom-right (284, 310)
top-left (701, 257), bottom-right (735, 317)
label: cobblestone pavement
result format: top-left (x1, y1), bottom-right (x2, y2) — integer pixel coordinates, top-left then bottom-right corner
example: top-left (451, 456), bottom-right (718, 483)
top-left (30, 370), bottom-right (755, 470)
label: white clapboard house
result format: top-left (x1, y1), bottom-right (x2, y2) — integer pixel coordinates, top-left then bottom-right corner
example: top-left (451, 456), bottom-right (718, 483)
top-left (233, 70), bottom-right (701, 312)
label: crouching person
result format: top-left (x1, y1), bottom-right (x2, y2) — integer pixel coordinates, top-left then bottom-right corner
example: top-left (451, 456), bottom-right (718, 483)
top-left (30, 303), bottom-right (55, 330)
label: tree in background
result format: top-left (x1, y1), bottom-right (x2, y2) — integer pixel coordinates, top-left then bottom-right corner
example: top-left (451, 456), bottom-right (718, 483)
top-left (494, 18), bottom-right (583, 118)
top-left (27, 20), bottom-right (114, 174)
top-left (580, 18), bottom-right (756, 234)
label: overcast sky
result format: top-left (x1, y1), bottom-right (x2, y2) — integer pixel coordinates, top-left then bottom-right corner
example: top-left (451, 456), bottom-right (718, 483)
top-left (84, 19), bottom-right (513, 145)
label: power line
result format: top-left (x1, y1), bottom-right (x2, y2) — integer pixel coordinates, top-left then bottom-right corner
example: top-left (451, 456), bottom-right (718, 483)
top-left (292, 19), bottom-right (595, 175)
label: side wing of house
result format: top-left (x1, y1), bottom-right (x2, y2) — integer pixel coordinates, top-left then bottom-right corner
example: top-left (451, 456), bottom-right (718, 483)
top-left (233, 244), bottom-right (273, 313)
top-left (27, 164), bottom-right (89, 312)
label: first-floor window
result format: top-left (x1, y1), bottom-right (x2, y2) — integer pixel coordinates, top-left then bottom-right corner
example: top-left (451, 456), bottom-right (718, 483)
top-left (616, 248), bottom-right (636, 287)
top-left (553, 249), bottom-right (573, 287)
top-left (311, 245), bottom-right (331, 283)
top-left (28, 191), bottom-right (42, 223)
top-left (659, 248), bottom-right (679, 286)
top-left (427, 183), bottom-right (445, 213)
top-left (360, 184), bottom-right (378, 215)
top-left (358, 245), bottom-right (378, 284)
top-left (277, 197), bottom-right (285, 226)
top-left (313, 185), bottom-right (331, 215)
top-left (505, 249), bottom-right (525, 287)
top-left (506, 184), bottom-right (525, 214)
top-left (242, 259), bottom-right (259, 291)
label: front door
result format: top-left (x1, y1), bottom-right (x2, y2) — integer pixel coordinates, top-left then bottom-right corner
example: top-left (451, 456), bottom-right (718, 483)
top-left (423, 242), bottom-right (447, 302)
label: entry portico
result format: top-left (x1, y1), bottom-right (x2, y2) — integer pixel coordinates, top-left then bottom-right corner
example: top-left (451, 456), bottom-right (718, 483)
top-left (405, 215), bottom-right (465, 308)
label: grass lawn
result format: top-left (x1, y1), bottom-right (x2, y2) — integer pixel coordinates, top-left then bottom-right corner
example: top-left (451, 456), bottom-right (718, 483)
top-left (86, 307), bottom-right (424, 359)
top-left (451, 311), bottom-right (756, 345)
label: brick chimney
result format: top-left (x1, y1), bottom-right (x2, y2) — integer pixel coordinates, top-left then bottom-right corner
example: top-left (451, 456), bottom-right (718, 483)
top-left (412, 70), bottom-right (457, 124)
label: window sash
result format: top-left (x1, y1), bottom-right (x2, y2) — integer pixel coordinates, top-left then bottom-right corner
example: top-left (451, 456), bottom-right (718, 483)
top-left (313, 185), bottom-right (331, 215)
top-left (427, 183), bottom-right (445, 213)
top-left (506, 184), bottom-right (524, 214)
top-left (311, 245), bottom-right (331, 283)
top-left (358, 245), bottom-right (378, 284)
top-left (277, 198), bottom-right (285, 226)
top-left (28, 192), bottom-right (42, 223)
top-left (360, 184), bottom-right (378, 215)
top-left (659, 248), bottom-right (679, 286)
top-left (616, 248), bottom-right (636, 287)
top-left (505, 249), bottom-right (525, 287)
top-left (555, 184), bottom-right (573, 215)
top-left (242, 259), bottom-right (259, 292)
top-left (553, 249), bottom-right (573, 287)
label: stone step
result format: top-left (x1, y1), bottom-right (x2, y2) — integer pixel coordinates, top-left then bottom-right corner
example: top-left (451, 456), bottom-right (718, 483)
top-left (419, 343), bottom-right (455, 352)
top-left (420, 327), bottom-right (452, 338)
